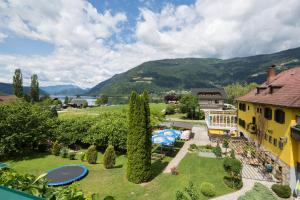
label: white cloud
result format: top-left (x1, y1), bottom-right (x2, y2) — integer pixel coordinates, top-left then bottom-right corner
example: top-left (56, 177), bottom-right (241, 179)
top-left (0, 32), bottom-right (7, 42)
top-left (0, 0), bottom-right (300, 88)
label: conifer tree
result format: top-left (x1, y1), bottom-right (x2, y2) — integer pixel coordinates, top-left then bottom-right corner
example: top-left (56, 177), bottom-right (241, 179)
top-left (30, 74), bottom-right (39, 102)
top-left (103, 145), bottom-right (116, 169)
top-left (127, 91), bottom-right (152, 183)
top-left (13, 69), bottom-right (23, 97)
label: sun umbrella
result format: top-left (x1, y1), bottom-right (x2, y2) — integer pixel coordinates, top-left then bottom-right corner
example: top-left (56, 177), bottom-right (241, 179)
top-left (157, 129), bottom-right (181, 139)
top-left (152, 135), bottom-right (174, 145)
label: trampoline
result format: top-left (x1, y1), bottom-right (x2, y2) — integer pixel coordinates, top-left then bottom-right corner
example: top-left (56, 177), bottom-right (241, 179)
top-left (45, 165), bottom-right (88, 186)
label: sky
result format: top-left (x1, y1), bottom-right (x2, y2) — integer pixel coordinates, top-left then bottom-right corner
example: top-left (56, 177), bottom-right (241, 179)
top-left (0, 0), bottom-right (300, 88)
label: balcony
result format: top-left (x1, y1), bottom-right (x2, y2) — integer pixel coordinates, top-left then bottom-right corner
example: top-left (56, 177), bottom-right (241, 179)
top-left (247, 123), bottom-right (257, 134)
top-left (291, 125), bottom-right (300, 141)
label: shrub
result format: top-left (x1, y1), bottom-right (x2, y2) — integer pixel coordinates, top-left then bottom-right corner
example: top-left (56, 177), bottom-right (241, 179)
top-left (68, 151), bottom-right (76, 160)
top-left (165, 104), bottom-right (176, 115)
top-left (103, 145), bottom-right (116, 169)
top-left (104, 196), bottom-right (115, 200)
top-left (224, 176), bottom-right (243, 189)
top-left (213, 144), bottom-right (222, 157)
top-left (222, 139), bottom-right (229, 149)
top-left (271, 184), bottom-right (291, 198)
top-left (51, 141), bottom-right (61, 156)
top-left (60, 147), bottom-right (69, 158)
top-left (200, 182), bottom-right (216, 197)
top-left (86, 145), bottom-right (97, 164)
top-left (230, 150), bottom-right (235, 159)
top-left (223, 157), bottom-right (243, 189)
top-left (79, 152), bottom-right (85, 161)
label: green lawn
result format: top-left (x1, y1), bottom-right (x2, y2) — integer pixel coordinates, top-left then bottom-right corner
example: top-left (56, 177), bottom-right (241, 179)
top-left (238, 183), bottom-right (277, 200)
top-left (59, 103), bottom-right (166, 119)
top-left (7, 153), bottom-right (234, 200)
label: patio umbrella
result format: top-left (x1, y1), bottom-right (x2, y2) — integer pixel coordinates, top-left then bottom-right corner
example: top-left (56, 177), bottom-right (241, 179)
top-left (152, 135), bottom-right (175, 145)
top-left (157, 129), bottom-right (181, 139)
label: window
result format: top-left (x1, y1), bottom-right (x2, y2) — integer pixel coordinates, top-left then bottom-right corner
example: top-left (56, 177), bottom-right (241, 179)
top-left (297, 116), bottom-right (300, 125)
top-left (275, 109), bottom-right (285, 124)
top-left (238, 118), bottom-right (246, 128)
top-left (269, 135), bottom-right (272, 143)
top-left (257, 108), bottom-right (259, 113)
top-left (248, 106), bottom-right (250, 110)
top-left (264, 133), bottom-right (268, 140)
top-left (215, 100), bottom-right (219, 104)
top-left (239, 103), bottom-right (246, 111)
top-left (279, 140), bottom-right (284, 150)
top-left (264, 107), bottom-right (272, 120)
top-left (273, 138), bottom-right (277, 147)
top-left (252, 117), bottom-right (256, 125)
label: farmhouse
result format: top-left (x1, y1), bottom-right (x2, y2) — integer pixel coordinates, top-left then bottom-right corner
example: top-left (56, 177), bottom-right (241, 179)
top-left (70, 99), bottom-right (88, 108)
top-left (191, 88), bottom-right (227, 109)
top-left (236, 65), bottom-right (300, 190)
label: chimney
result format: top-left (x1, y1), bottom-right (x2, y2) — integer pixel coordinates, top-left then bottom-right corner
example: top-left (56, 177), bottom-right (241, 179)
top-left (267, 65), bottom-right (276, 84)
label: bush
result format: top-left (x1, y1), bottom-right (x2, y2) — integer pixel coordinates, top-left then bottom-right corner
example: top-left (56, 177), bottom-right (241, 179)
top-left (68, 151), bottom-right (76, 160)
top-left (165, 104), bottom-right (176, 115)
top-left (51, 141), bottom-right (61, 156)
top-left (224, 176), bottom-right (243, 189)
top-left (223, 157), bottom-right (242, 174)
top-left (103, 145), bottom-right (116, 169)
top-left (271, 184), bottom-right (291, 198)
top-left (213, 144), bottom-right (222, 157)
top-left (79, 152), bottom-right (85, 161)
top-left (86, 145), bottom-right (97, 164)
top-left (230, 150), bottom-right (235, 159)
top-left (200, 182), bottom-right (216, 197)
top-left (60, 147), bottom-right (69, 158)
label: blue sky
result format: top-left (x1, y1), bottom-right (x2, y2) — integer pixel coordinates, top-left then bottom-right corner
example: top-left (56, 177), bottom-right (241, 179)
top-left (0, 0), bottom-right (300, 88)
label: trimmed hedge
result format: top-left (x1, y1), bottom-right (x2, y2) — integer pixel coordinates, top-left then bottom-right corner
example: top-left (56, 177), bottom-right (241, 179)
top-left (86, 145), bottom-right (98, 164)
top-left (51, 141), bottom-right (61, 156)
top-left (271, 184), bottom-right (291, 198)
top-left (200, 182), bottom-right (216, 197)
top-left (103, 145), bottom-right (116, 169)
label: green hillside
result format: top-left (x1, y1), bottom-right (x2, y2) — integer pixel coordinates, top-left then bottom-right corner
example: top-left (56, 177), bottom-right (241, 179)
top-left (88, 47), bottom-right (300, 96)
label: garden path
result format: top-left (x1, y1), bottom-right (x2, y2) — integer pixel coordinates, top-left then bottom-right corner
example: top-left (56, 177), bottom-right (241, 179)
top-left (211, 178), bottom-right (273, 200)
top-left (163, 124), bottom-right (209, 173)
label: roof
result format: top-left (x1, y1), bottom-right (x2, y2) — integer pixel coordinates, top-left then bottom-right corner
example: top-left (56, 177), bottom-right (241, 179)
top-left (170, 121), bottom-right (194, 129)
top-left (0, 186), bottom-right (44, 200)
top-left (236, 66), bottom-right (300, 108)
top-left (70, 99), bottom-right (87, 104)
top-left (191, 88), bottom-right (227, 100)
top-left (0, 95), bottom-right (18, 103)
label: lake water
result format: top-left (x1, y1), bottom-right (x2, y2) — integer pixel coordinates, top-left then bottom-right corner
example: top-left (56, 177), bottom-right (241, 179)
top-left (51, 95), bottom-right (97, 106)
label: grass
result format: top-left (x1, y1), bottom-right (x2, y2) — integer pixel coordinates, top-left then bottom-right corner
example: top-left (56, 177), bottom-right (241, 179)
top-left (238, 183), bottom-right (277, 200)
top-left (59, 103), bottom-right (166, 119)
top-left (7, 153), bottom-right (234, 200)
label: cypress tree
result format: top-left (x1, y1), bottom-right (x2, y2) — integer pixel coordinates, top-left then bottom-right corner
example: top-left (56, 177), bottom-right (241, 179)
top-left (30, 74), bottom-right (39, 102)
top-left (13, 69), bottom-right (23, 97)
top-left (127, 91), bottom-right (152, 183)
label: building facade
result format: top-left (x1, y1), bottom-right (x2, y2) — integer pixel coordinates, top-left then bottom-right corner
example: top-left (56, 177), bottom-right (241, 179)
top-left (236, 66), bottom-right (300, 190)
top-left (191, 88), bottom-right (227, 109)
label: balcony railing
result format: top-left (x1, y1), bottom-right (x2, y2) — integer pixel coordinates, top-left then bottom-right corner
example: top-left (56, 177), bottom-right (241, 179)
top-left (291, 125), bottom-right (300, 141)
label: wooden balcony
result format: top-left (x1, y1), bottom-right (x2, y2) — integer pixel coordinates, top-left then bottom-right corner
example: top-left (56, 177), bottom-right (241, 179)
top-left (291, 125), bottom-right (300, 141)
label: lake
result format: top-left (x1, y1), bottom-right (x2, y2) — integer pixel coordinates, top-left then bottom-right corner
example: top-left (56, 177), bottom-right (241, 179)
top-left (51, 95), bottom-right (97, 106)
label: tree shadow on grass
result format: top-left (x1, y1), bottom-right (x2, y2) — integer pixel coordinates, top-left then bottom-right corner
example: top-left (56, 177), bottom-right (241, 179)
top-left (150, 160), bottom-right (168, 181)
top-left (2, 152), bottom-right (49, 162)
top-left (114, 164), bottom-right (123, 168)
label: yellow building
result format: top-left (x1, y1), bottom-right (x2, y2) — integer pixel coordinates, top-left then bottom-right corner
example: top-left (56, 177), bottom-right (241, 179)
top-left (236, 66), bottom-right (300, 190)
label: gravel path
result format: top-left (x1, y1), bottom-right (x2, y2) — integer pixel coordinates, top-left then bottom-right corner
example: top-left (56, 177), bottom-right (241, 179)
top-left (163, 125), bottom-right (209, 173)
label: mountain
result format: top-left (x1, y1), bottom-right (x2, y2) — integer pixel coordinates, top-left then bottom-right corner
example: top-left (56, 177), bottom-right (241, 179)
top-left (41, 85), bottom-right (88, 95)
top-left (88, 47), bottom-right (300, 96)
top-left (0, 83), bottom-right (46, 95)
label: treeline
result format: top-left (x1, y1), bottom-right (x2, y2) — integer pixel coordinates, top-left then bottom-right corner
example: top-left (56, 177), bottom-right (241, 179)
top-left (0, 100), bottom-right (129, 159)
top-left (225, 82), bottom-right (258, 105)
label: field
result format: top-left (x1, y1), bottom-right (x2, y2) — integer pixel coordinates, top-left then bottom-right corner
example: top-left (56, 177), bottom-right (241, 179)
top-left (59, 103), bottom-right (166, 119)
top-left (7, 153), bottom-right (234, 200)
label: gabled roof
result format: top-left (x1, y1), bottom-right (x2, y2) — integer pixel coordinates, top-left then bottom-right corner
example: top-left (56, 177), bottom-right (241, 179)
top-left (236, 66), bottom-right (300, 108)
top-left (191, 88), bottom-right (227, 100)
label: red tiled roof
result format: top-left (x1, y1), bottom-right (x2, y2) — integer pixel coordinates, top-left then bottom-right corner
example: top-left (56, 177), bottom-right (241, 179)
top-left (236, 66), bottom-right (300, 108)
top-left (0, 95), bottom-right (18, 103)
